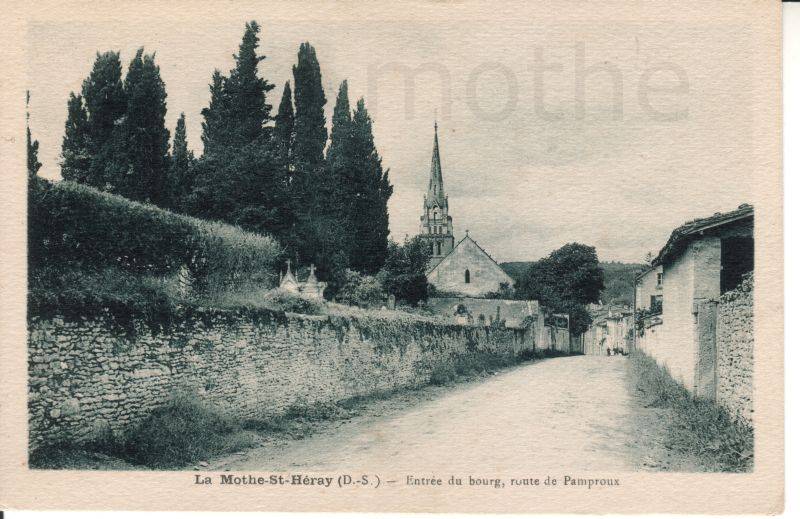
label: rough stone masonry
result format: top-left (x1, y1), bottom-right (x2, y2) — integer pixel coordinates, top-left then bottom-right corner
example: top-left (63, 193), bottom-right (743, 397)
top-left (28, 308), bottom-right (533, 450)
top-left (715, 273), bottom-right (754, 425)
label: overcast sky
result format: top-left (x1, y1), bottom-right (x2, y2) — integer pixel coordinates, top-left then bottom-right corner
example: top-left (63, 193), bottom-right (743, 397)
top-left (26, 10), bottom-right (755, 264)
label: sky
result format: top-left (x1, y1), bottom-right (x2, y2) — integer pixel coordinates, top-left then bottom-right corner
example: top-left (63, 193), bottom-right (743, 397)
top-left (26, 8), bottom-right (756, 264)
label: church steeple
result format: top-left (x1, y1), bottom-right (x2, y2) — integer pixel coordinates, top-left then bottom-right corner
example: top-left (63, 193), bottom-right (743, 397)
top-left (419, 121), bottom-right (454, 262)
top-left (427, 121), bottom-right (446, 207)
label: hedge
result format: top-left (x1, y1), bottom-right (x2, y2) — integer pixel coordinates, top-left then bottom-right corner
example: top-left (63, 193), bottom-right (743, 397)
top-left (28, 178), bottom-right (283, 295)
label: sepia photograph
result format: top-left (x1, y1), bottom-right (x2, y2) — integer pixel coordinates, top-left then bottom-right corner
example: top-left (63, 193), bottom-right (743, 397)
top-left (0, 0), bottom-right (784, 514)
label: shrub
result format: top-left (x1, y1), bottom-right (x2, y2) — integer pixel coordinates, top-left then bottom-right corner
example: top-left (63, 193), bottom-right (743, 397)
top-left (429, 362), bottom-right (457, 386)
top-left (28, 178), bottom-right (281, 299)
top-left (117, 394), bottom-right (255, 469)
top-left (336, 269), bottom-right (386, 307)
top-left (263, 290), bottom-right (323, 315)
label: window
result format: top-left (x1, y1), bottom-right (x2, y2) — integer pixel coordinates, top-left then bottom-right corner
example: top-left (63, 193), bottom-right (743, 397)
top-left (465, 269), bottom-right (471, 283)
top-left (656, 272), bottom-right (663, 287)
top-left (437, 242), bottom-right (442, 255)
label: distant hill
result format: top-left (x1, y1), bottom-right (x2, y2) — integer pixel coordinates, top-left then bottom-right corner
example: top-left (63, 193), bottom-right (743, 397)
top-left (500, 260), bottom-right (646, 306)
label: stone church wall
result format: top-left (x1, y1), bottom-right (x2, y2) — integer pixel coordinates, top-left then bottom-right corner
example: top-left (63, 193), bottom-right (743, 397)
top-left (428, 238), bottom-right (514, 297)
top-left (28, 307), bottom-right (533, 450)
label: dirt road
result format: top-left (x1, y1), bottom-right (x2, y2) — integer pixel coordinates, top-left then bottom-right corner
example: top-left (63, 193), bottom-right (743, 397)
top-left (212, 356), bottom-right (695, 472)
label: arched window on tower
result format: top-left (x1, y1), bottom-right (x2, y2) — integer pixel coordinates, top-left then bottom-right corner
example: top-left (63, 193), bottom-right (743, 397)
top-left (465, 269), bottom-right (471, 284)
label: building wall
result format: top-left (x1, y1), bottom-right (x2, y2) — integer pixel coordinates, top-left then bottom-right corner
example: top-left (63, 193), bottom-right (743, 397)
top-left (647, 236), bottom-right (722, 392)
top-left (28, 308), bottom-right (533, 450)
top-left (428, 238), bottom-right (514, 297)
top-left (658, 242), bottom-right (696, 387)
top-left (635, 266), bottom-right (663, 311)
top-left (715, 273), bottom-right (754, 424)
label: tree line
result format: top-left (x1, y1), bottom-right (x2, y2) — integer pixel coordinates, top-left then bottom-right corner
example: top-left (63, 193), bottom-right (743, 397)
top-left (54, 21), bottom-right (397, 296)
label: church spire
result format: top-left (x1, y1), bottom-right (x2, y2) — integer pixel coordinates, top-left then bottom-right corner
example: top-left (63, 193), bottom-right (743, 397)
top-left (427, 121), bottom-right (446, 207)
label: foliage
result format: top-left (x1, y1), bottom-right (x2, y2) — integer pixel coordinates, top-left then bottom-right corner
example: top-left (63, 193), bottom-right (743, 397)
top-left (515, 243), bottom-right (604, 334)
top-left (262, 290), bottom-right (323, 315)
top-left (28, 178), bottom-right (281, 301)
top-left (502, 260), bottom-right (643, 306)
top-left (377, 236), bottom-right (432, 305)
top-left (189, 22), bottom-right (287, 243)
top-left (335, 269), bottom-right (386, 307)
top-left (629, 350), bottom-right (753, 472)
top-left (109, 394), bottom-right (255, 469)
top-left (60, 93), bottom-right (91, 183)
top-left (81, 51), bottom-right (126, 188)
top-left (484, 281), bottom-right (515, 299)
top-left (27, 91), bottom-right (42, 177)
top-left (165, 113), bottom-right (196, 211)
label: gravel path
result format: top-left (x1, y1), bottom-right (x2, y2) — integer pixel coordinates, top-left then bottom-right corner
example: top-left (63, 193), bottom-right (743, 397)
top-left (212, 356), bottom-right (697, 472)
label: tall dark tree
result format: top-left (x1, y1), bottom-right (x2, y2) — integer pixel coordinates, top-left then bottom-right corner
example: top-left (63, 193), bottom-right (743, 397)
top-left (516, 243), bottom-right (605, 334)
top-left (291, 42), bottom-right (336, 276)
top-left (273, 81), bottom-right (295, 178)
top-left (26, 91), bottom-right (41, 178)
top-left (60, 93), bottom-right (91, 182)
top-left (292, 42), bottom-right (327, 198)
top-left (191, 22), bottom-right (282, 238)
top-left (225, 21), bottom-right (274, 147)
top-left (81, 51), bottom-right (126, 188)
top-left (378, 236), bottom-right (431, 305)
top-left (107, 48), bottom-right (170, 205)
top-left (270, 81), bottom-right (296, 246)
top-left (165, 113), bottom-right (195, 210)
top-left (200, 70), bottom-right (229, 156)
top-left (349, 98), bottom-right (392, 273)
top-left (326, 81), bottom-right (355, 255)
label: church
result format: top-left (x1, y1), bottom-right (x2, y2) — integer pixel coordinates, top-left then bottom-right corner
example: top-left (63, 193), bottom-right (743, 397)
top-left (419, 123), bottom-right (514, 297)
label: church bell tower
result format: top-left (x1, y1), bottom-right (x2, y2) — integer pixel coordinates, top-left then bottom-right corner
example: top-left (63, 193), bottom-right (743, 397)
top-left (419, 122), bottom-right (455, 261)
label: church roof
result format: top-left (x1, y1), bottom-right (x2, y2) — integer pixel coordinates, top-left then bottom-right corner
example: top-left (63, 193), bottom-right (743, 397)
top-left (425, 122), bottom-right (446, 208)
top-left (427, 234), bottom-right (512, 283)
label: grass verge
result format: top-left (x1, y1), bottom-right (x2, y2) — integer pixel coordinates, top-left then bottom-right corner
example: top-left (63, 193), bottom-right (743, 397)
top-left (628, 349), bottom-right (753, 472)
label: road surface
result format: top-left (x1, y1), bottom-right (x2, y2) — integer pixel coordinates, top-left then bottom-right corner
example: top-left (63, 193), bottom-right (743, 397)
top-left (212, 355), bottom-right (693, 472)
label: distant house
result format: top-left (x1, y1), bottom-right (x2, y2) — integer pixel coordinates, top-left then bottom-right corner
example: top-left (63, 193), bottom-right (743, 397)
top-left (581, 303), bottom-right (633, 355)
top-left (635, 203), bottom-right (754, 403)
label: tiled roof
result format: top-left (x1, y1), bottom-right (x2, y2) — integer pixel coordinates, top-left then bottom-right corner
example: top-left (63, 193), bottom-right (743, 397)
top-left (653, 203), bottom-right (753, 266)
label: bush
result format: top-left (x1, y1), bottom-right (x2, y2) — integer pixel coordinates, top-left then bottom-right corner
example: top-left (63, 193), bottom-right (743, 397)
top-left (115, 394), bottom-right (255, 469)
top-left (28, 178), bottom-right (282, 298)
top-left (336, 270), bottom-right (386, 307)
top-left (263, 290), bottom-right (323, 315)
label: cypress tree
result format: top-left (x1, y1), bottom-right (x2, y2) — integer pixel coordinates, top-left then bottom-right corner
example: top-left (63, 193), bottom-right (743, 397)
top-left (111, 48), bottom-right (170, 205)
top-left (326, 81), bottom-right (355, 259)
top-left (191, 22), bottom-right (283, 238)
top-left (26, 91), bottom-right (41, 178)
top-left (166, 113), bottom-right (195, 210)
top-left (60, 93), bottom-right (91, 183)
top-left (81, 51), bottom-right (126, 188)
top-left (350, 98), bottom-right (392, 273)
top-left (274, 81), bottom-right (294, 180)
top-left (200, 70), bottom-right (229, 156)
top-left (226, 21), bottom-right (274, 146)
top-left (271, 81), bottom-right (296, 245)
top-left (292, 42), bottom-right (327, 199)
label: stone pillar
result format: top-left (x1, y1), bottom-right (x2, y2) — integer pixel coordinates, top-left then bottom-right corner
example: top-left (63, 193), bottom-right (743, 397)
top-left (693, 299), bottom-right (718, 400)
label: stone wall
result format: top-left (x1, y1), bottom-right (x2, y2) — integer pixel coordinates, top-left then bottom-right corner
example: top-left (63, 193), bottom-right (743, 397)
top-left (715, 273), bottom-right (754, 424)
top-left (28, 308), bottom-right (533, 450)
top-left (426, 297), bottom-right (540, 328)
